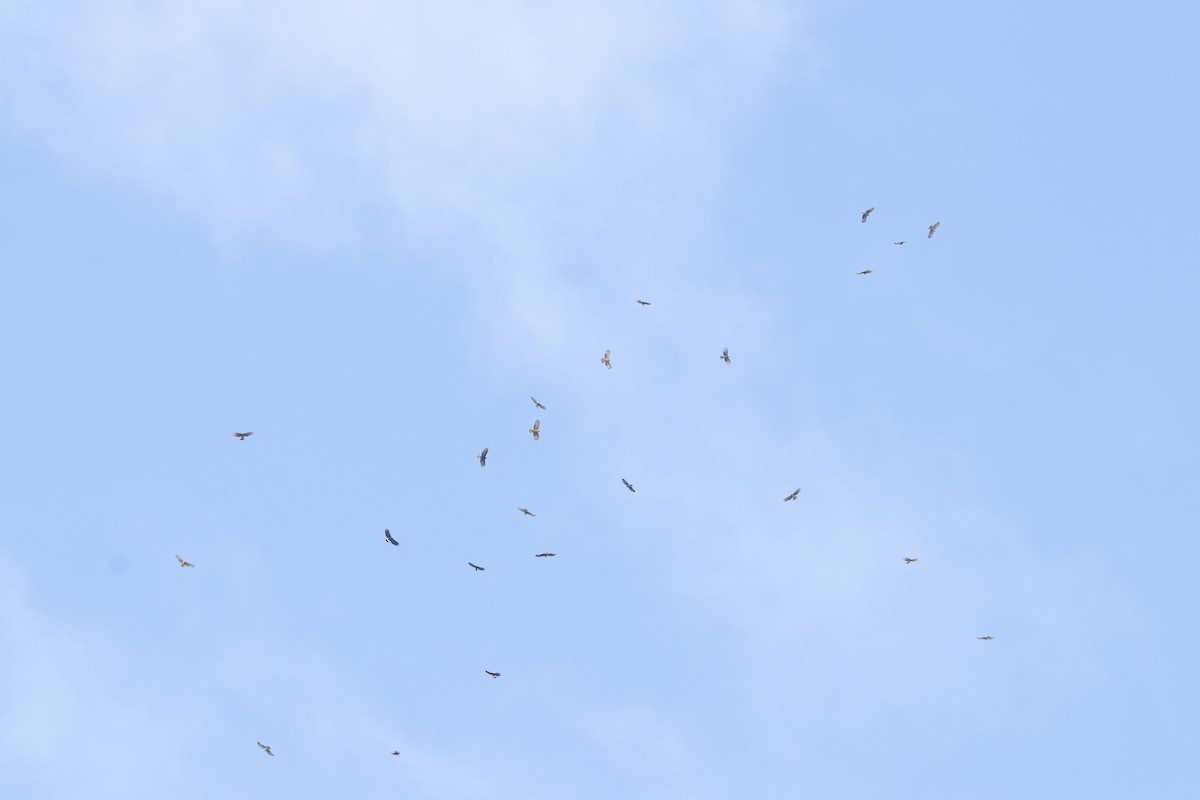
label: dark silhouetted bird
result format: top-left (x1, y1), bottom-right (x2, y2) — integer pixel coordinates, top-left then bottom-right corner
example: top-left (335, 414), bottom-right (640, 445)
top-left (904, 557), bottom-right (918, 564)
top-left (861, 207), bottom-right (874, 223)
top-left (175, 554), bottom-right (194, 568)
top-left (257, 742), bottom-right (274, 756)
top-left (529, 420), bottom-right (540, 441)
top-left (518, 508), bottom-right (535, 517)
top-left (477, 448), bottom-right (488, 467)
top-left (468, 562), bottom-right (485, 572)
top-left (531, 396), bottom-right (546, 410)
top-left (928, 221), bottom-right (940, 238)
top-left (485, 670), bottom-right (500, 678)
top-left (391, 751), bottom-right (400, 756)
top-left (601, 350), bottom-right (611, 369)
top-left (856, 269), bottom-right (873, 275)
top-left (233, 432), bottom-right (254, 441)
top-left (535, 552), bottom-right (556, 558)
top-left (977, 635), bottom-right (995, 641)
top-left (622, 478), bottom-right (636, 493)
top-left (636, 299), bottom-right (651, 306)
top-left (385, 529), bottom-right (398, 546)
top-left (894, 241), bottom-right (906, 245)
top-left (783, 488), bottom-right (800, 502)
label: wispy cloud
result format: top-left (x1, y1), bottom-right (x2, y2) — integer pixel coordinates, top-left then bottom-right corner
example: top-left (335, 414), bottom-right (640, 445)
top-left (0, 1), bottom-right (791, 249)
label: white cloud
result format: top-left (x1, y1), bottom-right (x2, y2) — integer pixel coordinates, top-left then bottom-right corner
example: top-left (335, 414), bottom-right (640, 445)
top-left (0, 559), bottom-right (193, 797)
top-left (0, 0), bottom-right (792, 248)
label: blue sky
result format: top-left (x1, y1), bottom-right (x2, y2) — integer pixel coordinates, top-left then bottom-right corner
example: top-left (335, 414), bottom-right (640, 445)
top-left (1, 2), bottom-right (1197, 797)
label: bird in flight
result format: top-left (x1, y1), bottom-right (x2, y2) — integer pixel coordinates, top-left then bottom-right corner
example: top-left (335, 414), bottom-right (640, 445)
top-left (391, 751), bottom-right (400, 756)
top-left (385, 529), bottom-right (398, 546)
top-left (928, 221), bottom-right (940, 239)
top-left (636, 299), bottom-right (651, 306)
top-left (856, 269), bottom-right (873, 275)
top-left (175, 554), bottom-right (194, 568)
top-left (894, 241), bottom-right (906, 245)
top-left (861, 207), bottom-right (875, 223)
top-left (976, 635), bottom-right (995, 641)
top-left (484, 670), bottom-right (500, 678)
top-left (257, 742), bottom-right (274, 756)
top-left (477, 447), bottom-right (488, 467)
top-left (518, 508), bottom-right (536, 517)
top-left (233, 431), bottom-right (254, 441)
top-left (531, 396), bottom-right (546, 410)
top-left (601, 350), bottom-right (612, 369)
top-left (529, 419), bottom-right (540, 441)
top-left (721, 347), bottom-right (731, 364)
top-left (903, 557), bottom-right (918, 564)
top-left (621, 478), bottom-right (636, 493)
top-left (468, 562), bottom-right (485, 572)
top-left (783, 488), bottom-right (801, 502)
top-left (535, 552), bottom-right (556, 558)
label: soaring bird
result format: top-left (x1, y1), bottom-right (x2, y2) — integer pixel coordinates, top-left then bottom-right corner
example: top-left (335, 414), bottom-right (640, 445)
top-left (621, 478), bottom-right (636, 493)
top-left (721, 347), bottom-right (731, 364)
top-left (531, 396), bottom-right (546, 410)
top-left (175, 554), bottom-right (194, 568)
top-left (977, 635), bottom-right (995, 641)
top-left (468, 562), bottom-right (485, 572)
top-left (783, 488), bottom-right (800, 502)
top-left (928, 221), bottom-right (940, 239)
top-left (636, 299), bottom-right (651, 306)
top-left (385, 529), bottom-right (398, 546)
top-left (484, 670), bottom-right (500, 678)
top-left (601, 350), bottom-right (611, 369)
top-left (391, 751), bottom-right (400, 756)
top-left (529, 420), bottom-right (540, 441)
top-left (894, 241), bottom-right (906, 245)
top-left (518, 508), bottom-right (536, 517)
top-left (233, 432), bottom-right (254, 441)
top-left (257, 742), bottom-right (274, 756)
top-left (856, 269), bottom-right (873, 275)
top-left (903, 557), bottom-right (918, 564)
top-left (477, 447), bottom-right (488, 467)
top-left (535, 552), bottom-right (556, 558)
top-left (861, 207), bottom-right (875, 223)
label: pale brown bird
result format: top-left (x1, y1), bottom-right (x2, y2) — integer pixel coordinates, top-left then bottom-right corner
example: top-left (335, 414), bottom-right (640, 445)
top-left (601, 350), bottom-right (612, 369)
top-left (233, 431), bottom-right (254, 441)
top-left (175, 554), bottom-right (194, 568)
top-left (529, 420), bottom-right (540, 441)
top-left (928, 221), bottom-right (940, 239)
top-left (861, 207), bottom-right (874, 223)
